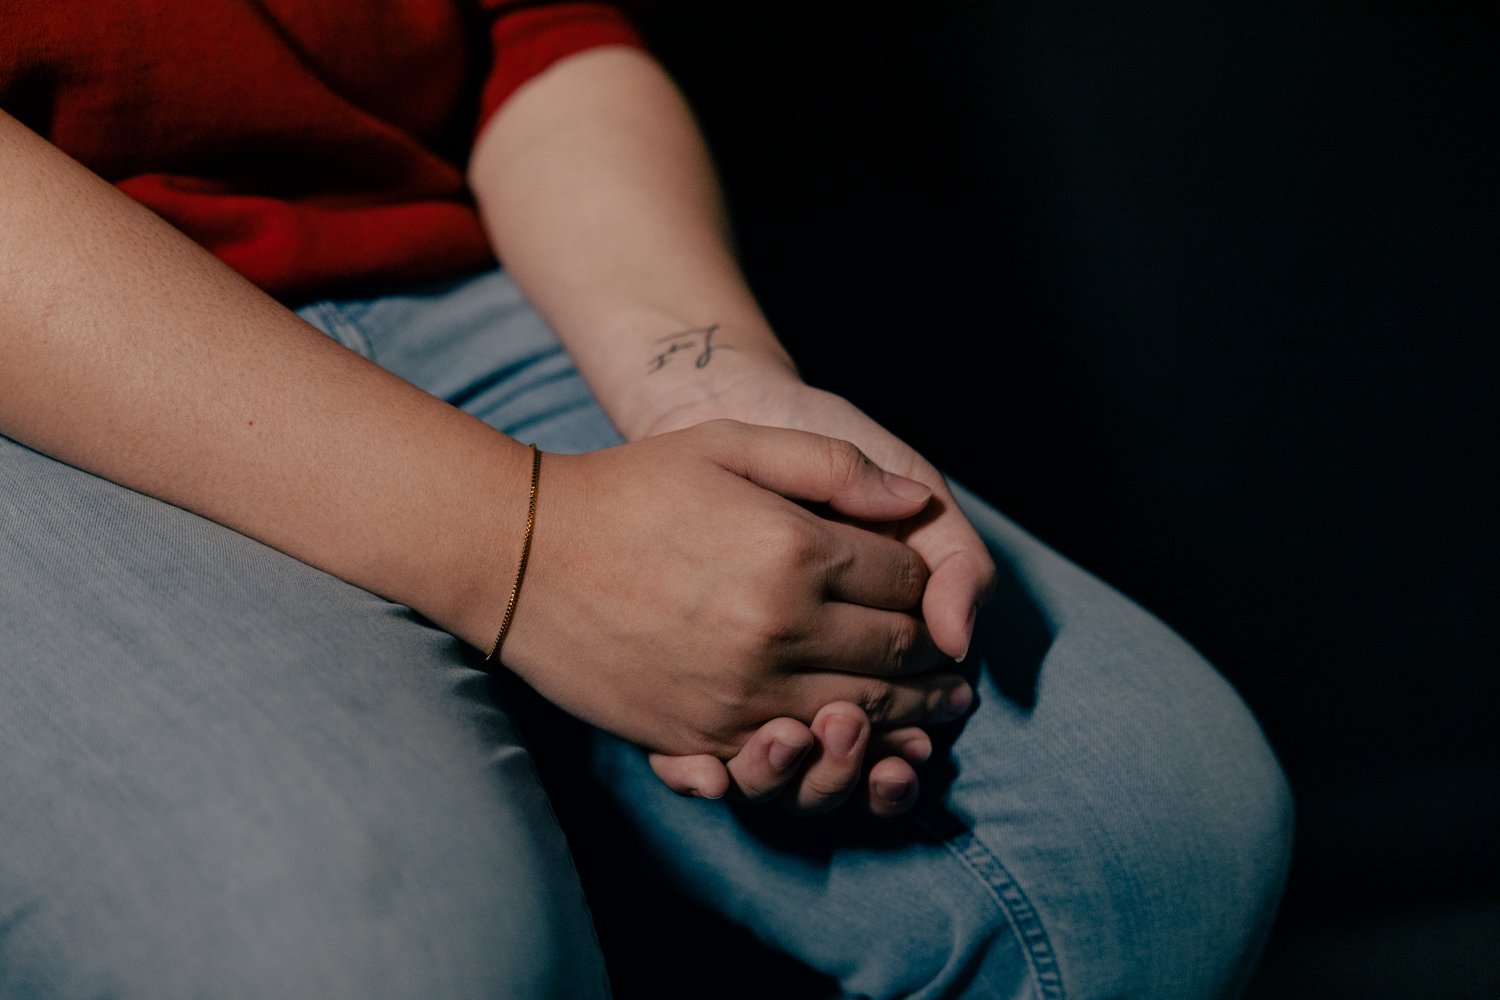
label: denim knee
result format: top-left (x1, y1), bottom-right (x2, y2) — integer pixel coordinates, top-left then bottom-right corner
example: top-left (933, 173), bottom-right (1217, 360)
top-left (958, 648), bottom-right (1293, 1000)
top-left (1158, 679), bottom-right (1295, 998)
top-left (1100, 684), bottom-right (1293, 999)
top-left (917, 487), bottom-right (1297, 998)
top-left (902, 662), bottom-right (1290, 1000)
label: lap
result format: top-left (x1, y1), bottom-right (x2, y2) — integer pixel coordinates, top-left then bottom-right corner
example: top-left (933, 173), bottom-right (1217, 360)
top-left (308, 268), bottom-right (1295, 1000)
top-left (0, 418), bottom-right (606, 996)
top-left (542, 483), bottom-right (1292, 1000)
top-left (0, 268), bottom-right (1293, 999)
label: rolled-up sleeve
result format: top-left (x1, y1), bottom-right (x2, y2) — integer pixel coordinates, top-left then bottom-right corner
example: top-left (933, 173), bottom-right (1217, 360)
top-left (474, 1), bottom-right (648, 135)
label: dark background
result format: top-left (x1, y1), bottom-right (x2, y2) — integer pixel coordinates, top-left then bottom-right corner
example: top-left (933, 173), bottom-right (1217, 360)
top-left (626, 2), bottom-right (1498, 997)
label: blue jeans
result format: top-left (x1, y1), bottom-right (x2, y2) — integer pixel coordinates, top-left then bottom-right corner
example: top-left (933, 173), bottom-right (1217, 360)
top-left (0, 269), bottom-right (1292, 999)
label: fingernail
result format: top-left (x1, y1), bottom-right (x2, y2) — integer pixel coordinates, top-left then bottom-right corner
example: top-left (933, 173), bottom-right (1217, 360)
top-left (768, 738), bottom-right (810, 771)
top-left (689, 786), bottom-right (724, 800)
top-left (875, 777), bottom-right (912, 803)
top-left (824, 714), bottom-right (862, 756)
top-left (883, 471), bottom-right (932, 504)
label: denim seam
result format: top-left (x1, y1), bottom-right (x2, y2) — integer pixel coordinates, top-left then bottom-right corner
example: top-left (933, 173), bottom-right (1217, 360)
top-left (915, 804), bottom-right (1065, 1000)
top-left (307, 302), bottom-right (376, 361)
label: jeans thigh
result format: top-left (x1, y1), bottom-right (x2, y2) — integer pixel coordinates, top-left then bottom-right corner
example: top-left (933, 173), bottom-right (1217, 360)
top-left (0, 391), bottom-right (606, 995)
top-left (298, 267), bottom-right (625, 453)
top-left (543, 484), bottom-right (1293, 1000)
top-left (298, 272), bottom-right (1294, 1000)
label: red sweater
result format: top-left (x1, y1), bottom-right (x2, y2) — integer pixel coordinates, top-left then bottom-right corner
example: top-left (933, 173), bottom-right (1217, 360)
top-left (0, 1), bottom-right (645, 303)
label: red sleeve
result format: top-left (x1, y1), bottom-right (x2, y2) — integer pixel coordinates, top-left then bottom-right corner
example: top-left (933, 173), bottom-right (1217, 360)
top-left (475, 1), bottom-right (648, 135)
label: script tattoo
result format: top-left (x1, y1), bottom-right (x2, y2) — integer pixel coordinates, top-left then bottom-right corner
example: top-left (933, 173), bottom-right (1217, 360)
top-left (647, 324), bottom-right (726, 374)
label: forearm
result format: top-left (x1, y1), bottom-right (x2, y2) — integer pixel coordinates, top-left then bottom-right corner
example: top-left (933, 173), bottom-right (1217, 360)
top-left (467, 46), bottom-right (798, 441)
top-left (0, 111), bottom-right (529, 651)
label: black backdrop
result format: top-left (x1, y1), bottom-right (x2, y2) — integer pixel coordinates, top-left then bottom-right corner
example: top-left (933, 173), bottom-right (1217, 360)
top-left (616, 3), bottom-right (1499, 998)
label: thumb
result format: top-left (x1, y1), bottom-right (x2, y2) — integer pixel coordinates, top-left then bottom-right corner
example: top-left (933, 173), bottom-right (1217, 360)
top-left (907, 491), bottom-right (996, 660)
top-left (648, 752), bottom-right (731, 799)
top-left (709, 421), bottom-right (932, 523)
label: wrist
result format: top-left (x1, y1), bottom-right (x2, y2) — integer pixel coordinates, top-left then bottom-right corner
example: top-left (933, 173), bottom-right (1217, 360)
top-left (599, 318), bottom-right (802, 441)
top-left (405, 432), bottom-right (543, 655)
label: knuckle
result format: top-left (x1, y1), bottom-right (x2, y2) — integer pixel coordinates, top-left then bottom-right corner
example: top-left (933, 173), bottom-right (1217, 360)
top-left (759, 515), bottom-right (821, 569)
top-left (897, 553), bottom-right (929, 605)
top-left (727, 590), bottom-right (805, 652)
top-left (824, 437), bottom-right (867, 493)
top-left (883, 618), bottom-right (918, 671)
top-left (858, 683), bottom-right (898, 724)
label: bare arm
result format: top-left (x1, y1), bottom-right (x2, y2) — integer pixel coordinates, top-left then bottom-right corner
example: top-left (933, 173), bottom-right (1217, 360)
top-left (0, 108), bottom-right (527, 650)
top-left (468, 47), bottom-right (990, 662)
top-left (469, 47), bottom-right (992, 811)
top-left (0, 105), bottom-right (965, 801)
top-left (468, 46), bottom-right (801, 443)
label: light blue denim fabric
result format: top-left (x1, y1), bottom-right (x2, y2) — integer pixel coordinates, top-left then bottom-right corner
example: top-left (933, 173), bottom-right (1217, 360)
top-left (0, 268), bottom-right (1292, 999)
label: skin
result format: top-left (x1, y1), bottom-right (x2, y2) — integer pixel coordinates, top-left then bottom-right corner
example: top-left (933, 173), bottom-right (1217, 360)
top-left (0, 41), bottom-right (995, 818)
top-left (466, 46), bottom-right (997, 814)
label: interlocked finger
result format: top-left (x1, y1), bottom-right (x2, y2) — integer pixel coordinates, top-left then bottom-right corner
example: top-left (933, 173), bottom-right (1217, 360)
top-left (791, 669), bottom-right (972, 728)
top-left (783, 704), bottom-right (872, 816)
top-left (797, 603), bottom-right (942, 678)
top-left (817, 518), bottom-right (929, 611)
top-left (724, 717), bottom-right (815, 803)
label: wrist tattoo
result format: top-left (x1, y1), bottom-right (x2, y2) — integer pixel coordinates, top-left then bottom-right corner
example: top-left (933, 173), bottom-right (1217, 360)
top-left (647, 324), bottom-right (727, 374)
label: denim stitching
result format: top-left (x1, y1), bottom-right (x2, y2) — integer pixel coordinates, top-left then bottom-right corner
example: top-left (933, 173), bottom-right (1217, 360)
top-left (914, 802), bottom-right (1066, 1000)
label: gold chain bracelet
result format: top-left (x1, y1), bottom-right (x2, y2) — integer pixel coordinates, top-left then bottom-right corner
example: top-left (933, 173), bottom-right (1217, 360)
top-left (485, 442), bottom-right (541, 664)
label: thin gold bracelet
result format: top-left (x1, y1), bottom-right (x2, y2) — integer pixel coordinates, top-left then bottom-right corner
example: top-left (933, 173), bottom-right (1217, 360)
top-left (485, 442), bottom-right (542, 664)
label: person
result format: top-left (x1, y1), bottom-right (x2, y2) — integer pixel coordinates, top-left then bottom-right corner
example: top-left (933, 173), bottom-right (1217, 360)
top-left (0, 2), bottom-right (1293, 998)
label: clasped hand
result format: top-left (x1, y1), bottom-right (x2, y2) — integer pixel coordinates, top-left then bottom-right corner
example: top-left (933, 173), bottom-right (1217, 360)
top-left (498, 418), bottom-right (983, 817)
